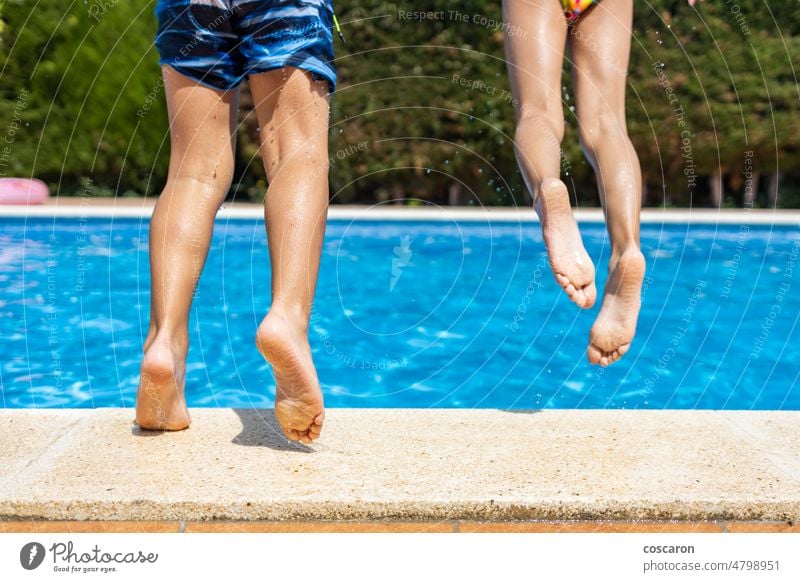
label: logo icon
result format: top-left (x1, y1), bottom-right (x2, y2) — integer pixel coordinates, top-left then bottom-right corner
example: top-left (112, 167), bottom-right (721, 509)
top-left (390, 235), bottom-right (413, 292)
top-left (20, 542), bottom-right (45, 570)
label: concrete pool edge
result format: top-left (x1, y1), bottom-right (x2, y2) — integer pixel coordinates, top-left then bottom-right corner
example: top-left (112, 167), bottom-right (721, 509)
top-left (1, 202), bottom-right (799, 224)
top-left (2, 409), bottom-right (799, 522)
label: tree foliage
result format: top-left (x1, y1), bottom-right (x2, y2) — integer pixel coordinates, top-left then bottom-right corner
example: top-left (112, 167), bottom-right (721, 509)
top-left (1, 0), bottom-right (798, 206)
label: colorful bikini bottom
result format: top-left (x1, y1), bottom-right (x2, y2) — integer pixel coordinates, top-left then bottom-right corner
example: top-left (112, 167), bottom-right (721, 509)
top-left (561, 0), bottom-right (600, 22)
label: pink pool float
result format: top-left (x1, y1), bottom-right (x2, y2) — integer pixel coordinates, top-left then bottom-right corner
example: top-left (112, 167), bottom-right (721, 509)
top-left (0, 178), bottom-right (49, 205)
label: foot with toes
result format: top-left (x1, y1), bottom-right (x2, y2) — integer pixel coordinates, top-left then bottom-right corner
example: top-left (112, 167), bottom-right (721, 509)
top-left (256, 310), bottom-right (325, 444)
top-left (537, 178), bottom-right (597, 309)
top-left (587, 248), bottom-right (646, 367)
top-left (135, 336), bottom-right (190, 431)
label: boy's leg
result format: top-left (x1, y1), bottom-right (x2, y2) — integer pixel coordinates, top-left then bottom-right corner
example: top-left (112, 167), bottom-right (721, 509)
top-left (503, 0), bottom-right (596, 309)
top-left (571, 0), bottom-right (646, 366)
top-left (248, 68), bottom-right (330, 444)
top-left (136, 66), bottom-right (239, 430)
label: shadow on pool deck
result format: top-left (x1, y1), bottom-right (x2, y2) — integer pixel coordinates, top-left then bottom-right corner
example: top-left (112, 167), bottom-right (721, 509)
top-left (232, 409), bottom-right (314, 453)
top-left (129, 409), bottom-right (313, 453)
top-left (230, 409), bottom-right (543, 451)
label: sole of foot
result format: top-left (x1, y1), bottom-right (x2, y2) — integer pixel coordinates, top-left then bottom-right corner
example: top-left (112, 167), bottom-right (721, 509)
top-left (256, 311), bottom-right (324, 445)
top-left (135, 338), bottom-right (190, 431)
top-left (537, 178), bottom-right (597, 309)
top-left (587, 248), bottom-right (646, 367)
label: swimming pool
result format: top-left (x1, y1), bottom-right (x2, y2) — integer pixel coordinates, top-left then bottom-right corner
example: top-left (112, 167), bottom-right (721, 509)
top-left (2, 215), bottom-right (798, 409)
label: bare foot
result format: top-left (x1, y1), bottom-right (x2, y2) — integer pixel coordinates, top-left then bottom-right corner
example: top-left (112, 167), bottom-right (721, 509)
top-left (256, 311), bottom-right (324, 444)
top-left (135, 337), bottom-right (190, 430)
top-left (587, 248), bottom-right (646, 367)
top-left (536, 178), bottom-right (597, 308)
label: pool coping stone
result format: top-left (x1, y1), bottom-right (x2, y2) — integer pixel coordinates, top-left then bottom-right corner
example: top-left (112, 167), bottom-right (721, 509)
top-left (2, 409), bottom-right (799, 522)
top-left (1, 202), bottom-right (798, 224)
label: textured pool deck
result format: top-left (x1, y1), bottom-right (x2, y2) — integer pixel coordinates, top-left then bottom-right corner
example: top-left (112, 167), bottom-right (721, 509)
top-left (1, 409), bottom-right (799, 527)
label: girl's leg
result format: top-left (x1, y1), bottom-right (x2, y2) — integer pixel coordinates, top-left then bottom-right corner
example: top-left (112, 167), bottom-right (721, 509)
top-left (570, 0), bottom-right (646, 366)
top-left (248, 68), bottom-right (330, 444)
top-left (136, 66), bottom-right (239, 429)
top-left (504, 0), bottom-right (597, 309)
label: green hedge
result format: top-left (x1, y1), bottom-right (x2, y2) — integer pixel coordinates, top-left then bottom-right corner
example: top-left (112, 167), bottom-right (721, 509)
top-left (1, 0), bottom-right (798, 206)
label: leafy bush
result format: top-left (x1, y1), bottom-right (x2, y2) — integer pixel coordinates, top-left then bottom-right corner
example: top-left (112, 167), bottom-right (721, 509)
top-left (1, 0), bottom-right (798, 206)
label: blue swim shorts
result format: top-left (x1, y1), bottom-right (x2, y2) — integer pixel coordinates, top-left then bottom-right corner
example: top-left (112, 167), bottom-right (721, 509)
top-left (154, 0), bottom-right (337, 92)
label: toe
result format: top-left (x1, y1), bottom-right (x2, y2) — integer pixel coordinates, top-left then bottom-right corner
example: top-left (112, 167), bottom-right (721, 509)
top-left (313, 411), bottom-right (325, 425)
top-left (565, 284), bottom-right (584, 306)
top-left (557, 275), bottom-right (577, 297)
top-left (574, 287), bottom-right (587, 307)
top-left (555, 273), bottom-right (570, 289)
top-left (587, 344), bottom-right (603, 365)
top-left (285, 428), bottom-right (301, 441)
top-left (609, 345), bottom-right (630, 366)
top-left (583, 282), bottom-right (598, 309)
top-left (556, 273), bottom-right (594, 308)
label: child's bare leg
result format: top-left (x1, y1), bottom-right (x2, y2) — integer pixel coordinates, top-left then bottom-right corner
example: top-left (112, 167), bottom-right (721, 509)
top-left (504, 0), bottom-right (596, 309)
top-left (570, 0), bottom-right (646, 366)
top-left (249, 68), bottom-right (329, 444)
top-left (136, 66), bottom-right (238, 429)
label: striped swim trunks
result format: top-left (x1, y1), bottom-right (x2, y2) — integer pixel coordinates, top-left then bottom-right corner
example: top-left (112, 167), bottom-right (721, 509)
top-left (154, 0), bottom-right (337, 92)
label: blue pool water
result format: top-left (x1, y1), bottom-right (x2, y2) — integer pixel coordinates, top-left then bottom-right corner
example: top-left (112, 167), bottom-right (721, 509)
top-left (1, 216), bottom-right (798, 409)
